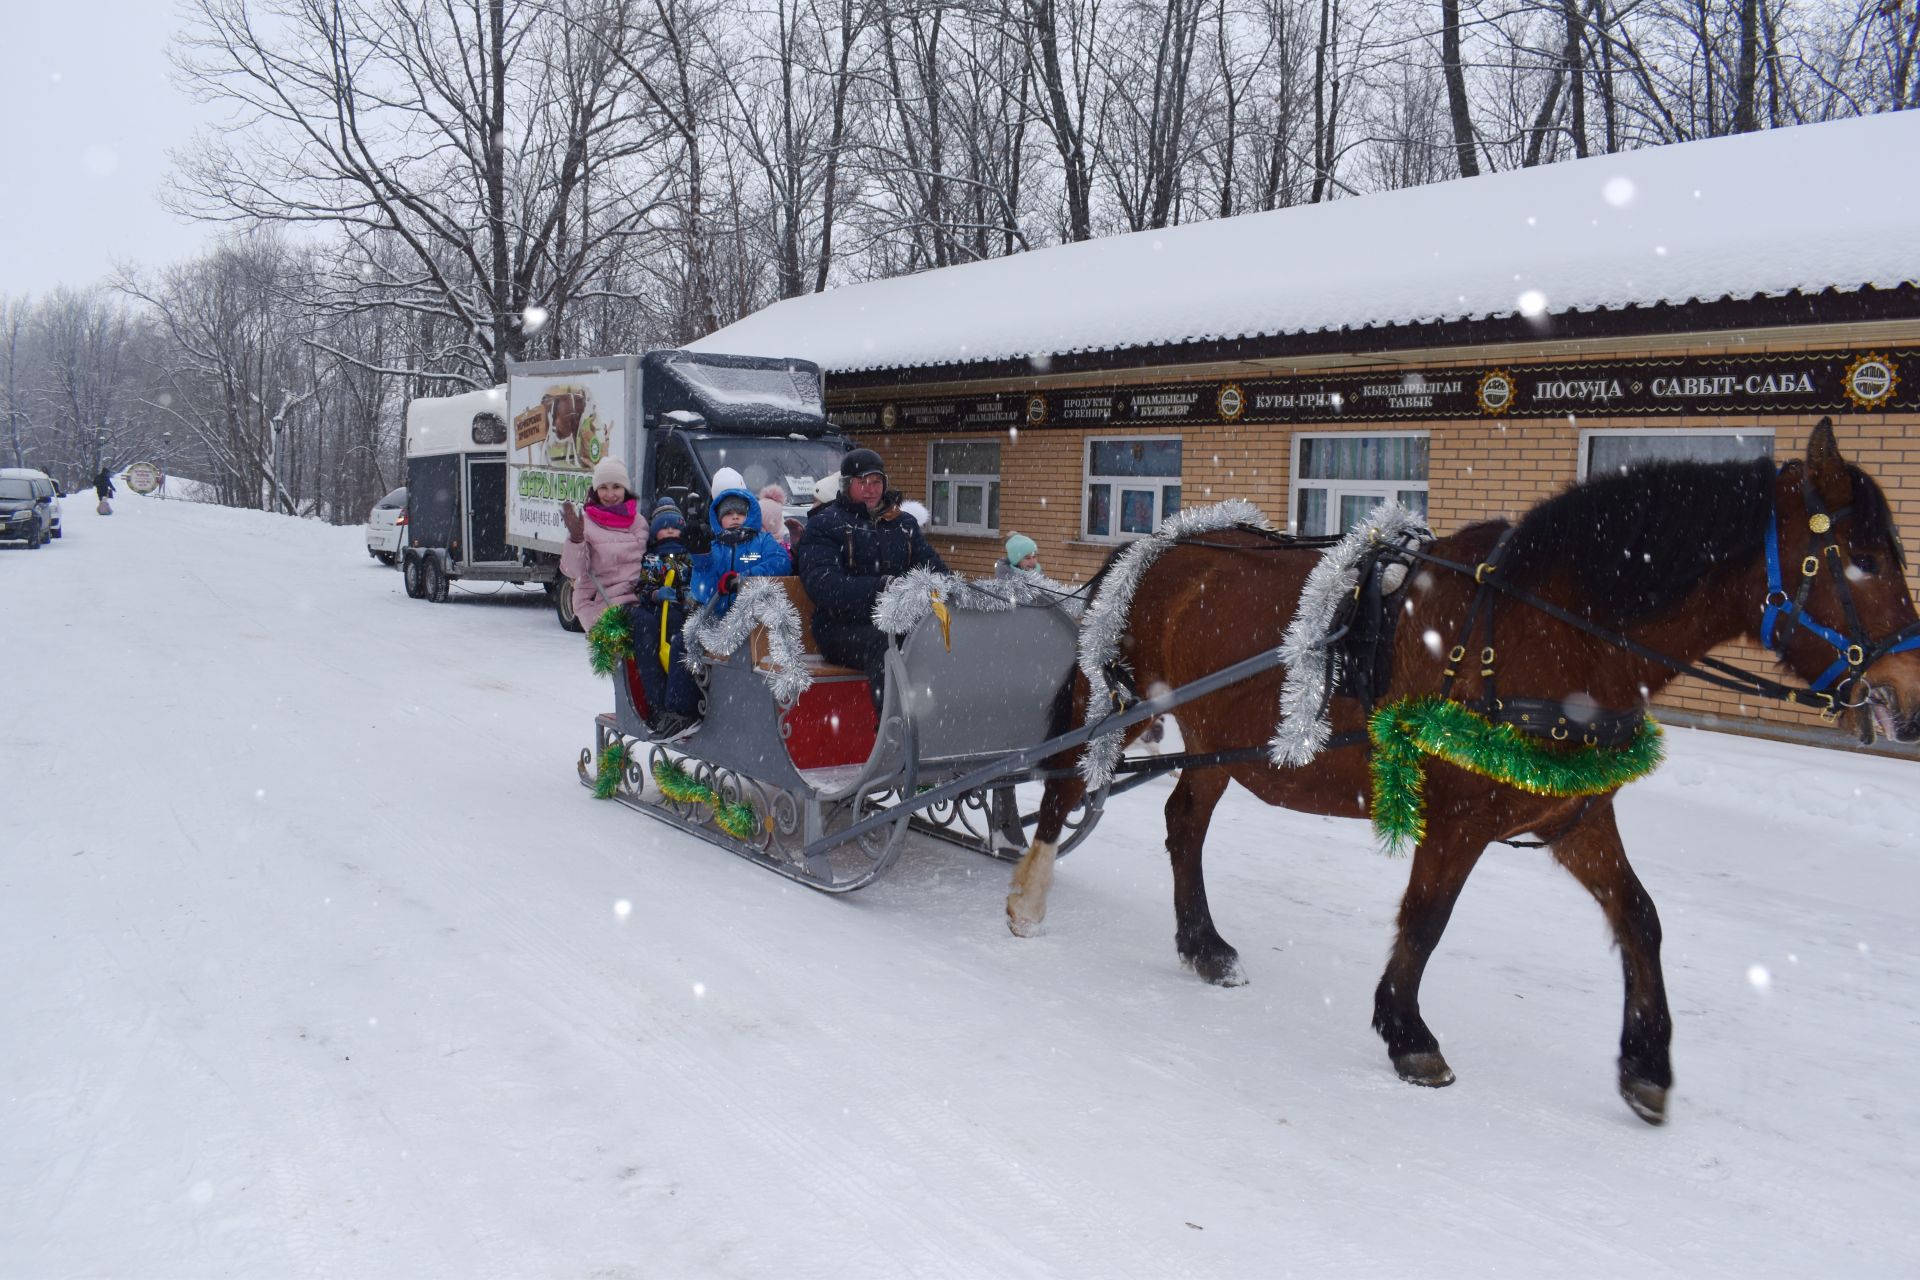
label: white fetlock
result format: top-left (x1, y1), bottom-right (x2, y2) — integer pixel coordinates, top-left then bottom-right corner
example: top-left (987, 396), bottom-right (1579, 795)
top-left (1005, 840), bottom-right (1057, 937)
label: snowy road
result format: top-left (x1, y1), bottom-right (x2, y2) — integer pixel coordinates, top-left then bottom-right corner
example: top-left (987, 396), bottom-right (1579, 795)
top-left (4, 495), bottom-right (1919, 1278)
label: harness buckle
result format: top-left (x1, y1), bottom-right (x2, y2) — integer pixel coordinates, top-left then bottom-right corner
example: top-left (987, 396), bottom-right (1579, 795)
top-left (1802, 555), bottom-right (1820, 578)
top-left (1447, 645), bottom-right (1466, 663)
top-left (1765, 589), bottom-right (1790, 608)
top-left (1480, 646), bottom-right (1496, 665)
top-left (1551, 726), bottom-right (1569, 741)
top-left (1475, 562), bottom-right (1495, 583)
top-left (1808, 512), bottom-right (1831, 534)
top-left (1847, 643), bottom-right (1865, 668)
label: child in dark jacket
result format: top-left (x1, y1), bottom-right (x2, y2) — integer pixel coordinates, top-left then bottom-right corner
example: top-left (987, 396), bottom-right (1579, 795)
top-left (630, 500), bottom-right (701, 734)
top-left (690, 468), bottom-right (792, 618)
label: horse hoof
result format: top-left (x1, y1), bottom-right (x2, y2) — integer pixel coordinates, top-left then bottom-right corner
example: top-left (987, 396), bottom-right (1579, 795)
top-left (1005, 897), bottom-right (1045, 938)
top-left (1183, 951), bottom-right (1247, 987)
top-left (1619, 1074), bottom-right (1668, 1125)
top-left (1394, 1052), bottom-right (1455, 1087)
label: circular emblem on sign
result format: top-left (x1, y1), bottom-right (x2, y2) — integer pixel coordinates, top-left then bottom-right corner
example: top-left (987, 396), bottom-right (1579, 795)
top-left (1026, 395), bottom-right (1048, 427)
top-left (1217, 383), bottom-right (1246, 421)
top-left (1477, 370), bottom-right (1515, 416)
top-left (124, 462), bottom-right (161, 494)
top-left (880, 402), bottom-right (898, 430)
top-left (1842, 354), bottom-right (1897, 410)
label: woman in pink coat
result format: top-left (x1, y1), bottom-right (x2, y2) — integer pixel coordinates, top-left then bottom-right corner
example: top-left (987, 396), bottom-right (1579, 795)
top-left (560, 456), bottom-right (648, 631)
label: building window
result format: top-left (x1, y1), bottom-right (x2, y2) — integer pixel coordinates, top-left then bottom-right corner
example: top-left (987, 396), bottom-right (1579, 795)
top-left (1290, 432), bottom-right (1429, 536)
top-left (928, 440), bottom-right (1001, 535)
top-left (1578, 428), bottom-right (1773, 480)
top-left (1084, 437), bottom-right (1182, 541)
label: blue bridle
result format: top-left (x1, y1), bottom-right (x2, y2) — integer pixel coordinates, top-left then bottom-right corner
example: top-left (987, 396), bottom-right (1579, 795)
top-left (1760, 463), bottom-right (1920, 702)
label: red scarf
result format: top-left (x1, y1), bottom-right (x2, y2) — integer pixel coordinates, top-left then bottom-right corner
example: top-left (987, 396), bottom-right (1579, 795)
top-left (585, 498), bottom-right (637, 530)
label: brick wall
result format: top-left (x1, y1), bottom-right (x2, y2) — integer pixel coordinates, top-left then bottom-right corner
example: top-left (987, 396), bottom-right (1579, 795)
top-left (848, 337), bottom-right (1920, 738)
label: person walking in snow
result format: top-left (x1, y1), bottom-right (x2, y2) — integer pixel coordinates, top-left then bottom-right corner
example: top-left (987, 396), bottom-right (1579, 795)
top-left (795, 448), bottom-right (946, 709)
top-left (559, 456), bottom-right (648, 632)
top-left (94, 469), bottom-right (115, 502)
top-left (690, 468), bottom-right (792, 620)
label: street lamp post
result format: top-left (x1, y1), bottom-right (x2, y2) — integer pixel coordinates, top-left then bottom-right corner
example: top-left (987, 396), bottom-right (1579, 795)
top-left (162, 431), bottom-right (172, 500)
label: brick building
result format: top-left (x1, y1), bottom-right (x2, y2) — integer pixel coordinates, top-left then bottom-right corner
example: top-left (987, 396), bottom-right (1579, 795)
top-left (693, 113), bottom-right (1920, 747)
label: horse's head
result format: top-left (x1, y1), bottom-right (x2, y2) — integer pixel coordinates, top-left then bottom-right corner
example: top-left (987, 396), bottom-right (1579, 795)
top-left (1768, 419), bottom-right (1920, 744)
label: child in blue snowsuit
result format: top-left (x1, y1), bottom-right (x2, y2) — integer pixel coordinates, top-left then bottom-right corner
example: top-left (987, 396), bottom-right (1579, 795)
top-left (690, 474), bottom-right (792, 616)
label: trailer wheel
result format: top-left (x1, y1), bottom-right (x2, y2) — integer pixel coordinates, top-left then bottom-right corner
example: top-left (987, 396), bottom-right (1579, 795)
top-left (554, 577), bottom-right (584, 632)
top-left (424, 556), bottom-right (449, 603)
top-left (403, 553), bottom-right (426, 599)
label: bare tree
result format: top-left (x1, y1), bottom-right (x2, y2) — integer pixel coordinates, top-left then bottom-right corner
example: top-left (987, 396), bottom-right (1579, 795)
top-left (173, 0), bottom-right (660, 383)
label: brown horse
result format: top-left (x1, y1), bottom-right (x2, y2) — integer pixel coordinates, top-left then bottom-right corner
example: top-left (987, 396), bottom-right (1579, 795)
top-left (1006, 421), bottom-right (1920, 1123)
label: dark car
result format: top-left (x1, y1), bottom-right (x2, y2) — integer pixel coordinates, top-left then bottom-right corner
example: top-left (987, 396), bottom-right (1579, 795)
top-left (0, 471), bottom-right (57, 549)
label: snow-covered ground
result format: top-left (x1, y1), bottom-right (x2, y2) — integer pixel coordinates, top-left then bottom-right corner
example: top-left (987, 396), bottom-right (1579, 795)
top-left (5, 494), bottom-right (1919, 1278)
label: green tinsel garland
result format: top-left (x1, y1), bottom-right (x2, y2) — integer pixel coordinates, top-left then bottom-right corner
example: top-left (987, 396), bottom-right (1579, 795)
top-left (651, 758), bottom-right (760, 842)
top-left (1367, 696), bottom-right (1665, 855)
top-left (587, 605), bottom-right (635, 677)
top-left (592, 740), bottom-right (630, 799)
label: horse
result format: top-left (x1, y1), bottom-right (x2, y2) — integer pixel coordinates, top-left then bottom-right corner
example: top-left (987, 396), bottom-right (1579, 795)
top-left (1004, 420), bottom-right (1920, 1124)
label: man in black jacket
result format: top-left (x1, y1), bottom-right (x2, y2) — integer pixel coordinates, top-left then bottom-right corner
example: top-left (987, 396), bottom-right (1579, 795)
top-left (795, 448), bottom-right (947, 709)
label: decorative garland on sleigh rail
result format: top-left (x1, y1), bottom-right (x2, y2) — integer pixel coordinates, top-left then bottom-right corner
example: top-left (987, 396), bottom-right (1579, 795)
top-left (1366, 696), bottom-right (1664, 855)
top-left (650, 757), bottom-right (760, 840)
top-left (873, 566), bottom-right (1087, 637)
top-left (681, 578), bottom-right (813, 704)
top-left (587, 605), bottom-right (636, 677)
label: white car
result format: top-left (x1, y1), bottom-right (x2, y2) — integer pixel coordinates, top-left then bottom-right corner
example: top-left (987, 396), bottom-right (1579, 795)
top-left (365, 486), bottom-right (408, 564)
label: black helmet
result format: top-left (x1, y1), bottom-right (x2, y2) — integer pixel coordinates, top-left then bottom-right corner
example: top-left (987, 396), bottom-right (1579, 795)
top-left (840, 448), bottom-right (886, 480)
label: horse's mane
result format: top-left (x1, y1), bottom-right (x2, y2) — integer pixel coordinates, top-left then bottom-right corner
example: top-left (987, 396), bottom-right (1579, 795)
top-left (1498, 458), bottom-right (1775, 629)
top-left (1498, 456), bottom-right (1899, 629)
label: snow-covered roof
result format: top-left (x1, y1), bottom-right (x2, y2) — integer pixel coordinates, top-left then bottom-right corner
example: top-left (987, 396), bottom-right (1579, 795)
top-left (690, 112), bottom-right (1920, 377)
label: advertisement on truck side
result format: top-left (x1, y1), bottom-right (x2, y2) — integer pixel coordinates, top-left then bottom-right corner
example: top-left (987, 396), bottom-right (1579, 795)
top-left (506, 367), bottom-right (630, 550)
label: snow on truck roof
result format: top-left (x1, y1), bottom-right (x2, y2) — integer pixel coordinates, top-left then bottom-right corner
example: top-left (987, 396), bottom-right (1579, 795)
top-left (689, 112), bottom-right (1920, 377)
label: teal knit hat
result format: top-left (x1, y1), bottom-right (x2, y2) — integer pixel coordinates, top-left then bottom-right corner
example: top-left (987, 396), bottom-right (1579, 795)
top-left (1005, 533), bottom-right (1038, 564)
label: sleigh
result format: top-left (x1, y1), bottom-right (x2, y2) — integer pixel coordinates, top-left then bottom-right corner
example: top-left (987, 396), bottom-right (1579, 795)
top-left (580, 576), bottom-right (1108, 891)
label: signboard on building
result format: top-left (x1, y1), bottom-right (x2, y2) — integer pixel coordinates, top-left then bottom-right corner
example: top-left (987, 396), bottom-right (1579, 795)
top-left (835, 349), bottom-right (1914, 433)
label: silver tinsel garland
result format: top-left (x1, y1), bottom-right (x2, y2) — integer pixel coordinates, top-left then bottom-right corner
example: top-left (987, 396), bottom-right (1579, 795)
top-left (1268, 501), bottom-right (1430, 767)
top-left (872, 567), bottom-right (1085, 636)
top-left (1076, 499), bottom-right (1269, 788)
top-left (681, 578), bottom-right (814, 704)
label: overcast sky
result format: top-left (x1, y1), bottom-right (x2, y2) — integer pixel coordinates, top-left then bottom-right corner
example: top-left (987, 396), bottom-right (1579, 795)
top-left (1, 2), bottom-right (221, 298)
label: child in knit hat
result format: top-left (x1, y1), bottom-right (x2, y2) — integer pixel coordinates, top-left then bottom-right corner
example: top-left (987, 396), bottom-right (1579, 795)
top-left (996, 532), bottom-right (1041, 580)
top-left (759, 484), bottom-right (792, 548)
top-left (630, 496), bottom-right (699, 735)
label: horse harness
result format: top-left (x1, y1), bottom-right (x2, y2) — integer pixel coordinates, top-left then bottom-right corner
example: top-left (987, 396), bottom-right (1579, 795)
top-left (1095, 471), bottom-right (1920, 837)
top-left (1403, 461), bottom-right (1920, 748)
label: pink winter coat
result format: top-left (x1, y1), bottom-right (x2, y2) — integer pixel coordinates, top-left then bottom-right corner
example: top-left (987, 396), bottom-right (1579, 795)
top-left (560, 501), bottom-right (648, 630)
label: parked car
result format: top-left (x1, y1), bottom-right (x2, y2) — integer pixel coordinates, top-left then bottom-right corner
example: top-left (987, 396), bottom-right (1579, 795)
top-left (365, 486), bottom-right (408, 565)
top-left (0, 469), bottom-right (58, 548)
